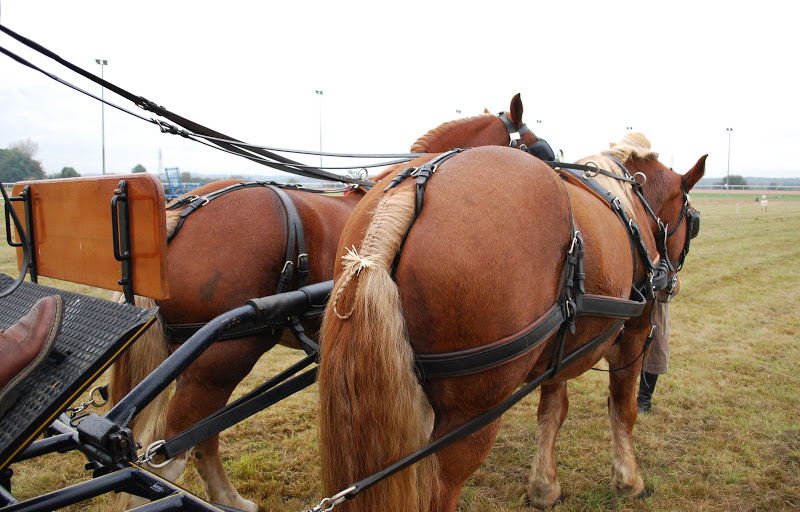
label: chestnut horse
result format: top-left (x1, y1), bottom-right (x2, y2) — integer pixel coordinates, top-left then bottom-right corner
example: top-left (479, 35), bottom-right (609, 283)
top-left (111, 94), bottom-right (545, 511)
top-left (318, 135), bottom-right (706, 511)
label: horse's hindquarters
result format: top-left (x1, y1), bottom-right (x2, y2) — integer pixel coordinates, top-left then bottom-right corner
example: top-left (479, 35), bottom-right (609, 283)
top-left (397, 148), bottom-right (571, 375)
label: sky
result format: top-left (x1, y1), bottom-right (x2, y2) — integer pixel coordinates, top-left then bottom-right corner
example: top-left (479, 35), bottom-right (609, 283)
top-left (1, 1), bottom-right (798, 181)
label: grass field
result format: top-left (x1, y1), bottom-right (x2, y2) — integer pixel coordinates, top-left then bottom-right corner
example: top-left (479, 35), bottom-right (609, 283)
top-left (2, 192), bottom-right (799, 511)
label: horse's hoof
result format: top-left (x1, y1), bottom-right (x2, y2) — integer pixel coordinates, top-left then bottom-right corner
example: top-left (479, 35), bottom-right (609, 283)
top-left (525, 493), bottom-right (564, 509)
top-left (637, 487), bottom-right (651, 499)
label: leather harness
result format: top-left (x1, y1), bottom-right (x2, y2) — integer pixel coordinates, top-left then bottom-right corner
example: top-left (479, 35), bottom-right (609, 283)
top-left (164, 181), bottom-right (324, 344)
top-left (384, 148), bottom-right (698, 380)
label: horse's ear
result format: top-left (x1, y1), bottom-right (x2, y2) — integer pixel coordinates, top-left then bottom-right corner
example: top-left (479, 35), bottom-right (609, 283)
top-left (682, 154), bottom-right (708, 191)
top-left (509, 93), bottom-right (523, 128)
top-left (484, 108), bottom-right (491, 114)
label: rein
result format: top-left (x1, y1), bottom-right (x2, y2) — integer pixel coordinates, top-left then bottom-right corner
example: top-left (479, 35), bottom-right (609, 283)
top-left (0, 24), bottom-right (415, 188)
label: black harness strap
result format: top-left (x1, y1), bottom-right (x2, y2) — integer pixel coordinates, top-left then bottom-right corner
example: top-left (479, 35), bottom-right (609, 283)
top-left (341, 317), bottom-right (625, 502)
top-left (166, 180), bottom-right (330, 242)
top-left (158, 356), bottom-right (318, 460)
top-left (385, 149), bottom-right (466, 278)
top-left (548, 163), bottom-right (669, 297)
top-left (266, 185), bottom-right (309, 294)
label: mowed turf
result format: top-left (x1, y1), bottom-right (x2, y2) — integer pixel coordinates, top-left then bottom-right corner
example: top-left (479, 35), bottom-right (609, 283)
top-left (2, 192), bottom-right (799, 511)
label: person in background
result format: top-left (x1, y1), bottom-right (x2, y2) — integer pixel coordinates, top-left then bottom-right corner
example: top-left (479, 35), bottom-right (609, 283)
top-left (0, 296), bottom-right (63, 403)
top-left (637, 283), bottom-right (674, 414)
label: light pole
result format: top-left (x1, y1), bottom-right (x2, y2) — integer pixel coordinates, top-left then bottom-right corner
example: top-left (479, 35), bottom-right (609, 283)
top-left (96, 59), bottom-right (108, 175)
top-left (726, 127), bottom-right (733, 198)
top-left (315, 90), bottom-right (323, 169)
top-left (626, 126), bottom-right (633, 132)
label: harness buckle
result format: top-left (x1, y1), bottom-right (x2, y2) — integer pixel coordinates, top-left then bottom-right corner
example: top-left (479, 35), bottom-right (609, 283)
top-left (411, 164), bottom-right (437, 178)
top-left (508, 131), bottom-right (522, 147)
top-left (297, 253), bottom-right (309, 274)
top-left (664, 274), bottom-right (678, 302)
top-left (646, 272), bottom-right (656, 300)
top-left (628, 219), bottom-right (641, 238)
top-left (569, 230), bottom-right (582, 255)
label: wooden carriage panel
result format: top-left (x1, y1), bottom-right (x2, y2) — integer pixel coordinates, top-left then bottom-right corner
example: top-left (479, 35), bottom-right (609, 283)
top-left (11, 174), bottom-right (170, 299)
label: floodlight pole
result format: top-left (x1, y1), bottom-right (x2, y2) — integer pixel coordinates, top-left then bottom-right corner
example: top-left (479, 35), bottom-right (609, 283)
top-left (315, 90), bottom-right (323, 169)
top-left (726, 128), bottom-right (733, 198)
top-left (96, 59), bottom-right (108, 175)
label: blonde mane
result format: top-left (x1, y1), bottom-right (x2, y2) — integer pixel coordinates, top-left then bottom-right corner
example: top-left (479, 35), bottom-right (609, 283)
top-left (410, 114), bottom-right (492, 153)
top-left (575, 133), bottom-right (660, 216)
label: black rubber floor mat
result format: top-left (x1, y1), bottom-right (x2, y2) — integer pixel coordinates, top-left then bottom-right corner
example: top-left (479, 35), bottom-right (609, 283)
top-left (0, 274), bottom-right (158, 470)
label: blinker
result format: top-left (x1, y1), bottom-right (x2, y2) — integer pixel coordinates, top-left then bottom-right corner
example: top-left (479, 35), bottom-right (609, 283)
top-left (688, 209), bottom-right (700, 240)
top-left (526, 139), bottom-right (556, 161)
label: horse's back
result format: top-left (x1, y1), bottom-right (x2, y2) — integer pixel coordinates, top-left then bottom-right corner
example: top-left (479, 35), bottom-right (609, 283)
top-left (162, 185), bottom-right (357, 322)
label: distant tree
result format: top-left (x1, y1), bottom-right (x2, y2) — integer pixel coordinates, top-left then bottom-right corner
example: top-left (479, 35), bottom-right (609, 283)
top-left (131, 164), bottom-right (147, 173)
top-left (9, 138), bottom-right (39, 159)
top-left (60, 166), bottom-right (80, 178)
top-left (717, 175), bottom-right (748, 187)
top-left (180, 172), bottom-right (192, 183)
top-left (0, 146), bottom-right (46, 182)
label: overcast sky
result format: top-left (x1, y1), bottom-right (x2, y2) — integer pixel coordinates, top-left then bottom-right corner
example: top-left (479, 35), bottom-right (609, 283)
top-left (1, 1), bottom-right (798, 181)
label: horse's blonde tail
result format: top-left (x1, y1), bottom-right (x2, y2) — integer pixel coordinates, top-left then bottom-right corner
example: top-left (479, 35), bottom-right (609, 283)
top-left (108, 294), bottom-right (172, 511)
top-left (319, 186), bottom-right (438, 512)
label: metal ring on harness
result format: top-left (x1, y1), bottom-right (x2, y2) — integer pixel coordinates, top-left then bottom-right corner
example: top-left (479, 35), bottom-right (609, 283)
top-left (88, 385), bottom-right (108, 407)
top-left (582, 161), bottom-right (599, 179)
top-left (143, 440), bottom-right (173, 469)
top-left (632, 172), bottom-right (647, 186)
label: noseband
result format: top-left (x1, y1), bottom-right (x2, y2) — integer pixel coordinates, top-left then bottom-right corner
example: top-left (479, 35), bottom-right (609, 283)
top-left (496, 112), bottom-right (556, 161)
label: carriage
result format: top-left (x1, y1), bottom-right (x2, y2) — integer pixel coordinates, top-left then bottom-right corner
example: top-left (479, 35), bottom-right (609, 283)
top-left (0, 22), bottom-right (705, 512)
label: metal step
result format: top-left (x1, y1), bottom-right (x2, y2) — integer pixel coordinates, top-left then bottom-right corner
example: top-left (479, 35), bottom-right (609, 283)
top-left (0, 274), bottom-right (157, 470)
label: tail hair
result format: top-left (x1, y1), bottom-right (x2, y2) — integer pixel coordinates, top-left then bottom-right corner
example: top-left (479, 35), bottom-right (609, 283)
top-left (109, 294), bottom-right (172, 456)
top-left (319, 186), bottom-right (438, 512)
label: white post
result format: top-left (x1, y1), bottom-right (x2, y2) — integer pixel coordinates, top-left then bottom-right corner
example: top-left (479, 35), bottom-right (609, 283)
top-left (726, 128), bottom-right (733, 198)
top-left (96, 59), bottom-right (108, 175)
top-left (315, 90), bottom-right (323, 169)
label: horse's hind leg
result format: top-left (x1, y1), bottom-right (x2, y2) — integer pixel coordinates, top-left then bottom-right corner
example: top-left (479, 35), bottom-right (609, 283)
top-left (605, 338), bottom-right (646, 498)
top-left (528, 381), bottom-right (568, 509)
top-left (432, 416), bottom-right (503, 511)
top-left (161, 337), bottom-right (270, 512)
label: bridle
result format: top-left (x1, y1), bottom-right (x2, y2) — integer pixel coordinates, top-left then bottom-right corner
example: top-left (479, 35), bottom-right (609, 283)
top-left (496, 112), bottom-right (556, 161)
top-left (604, 155), bottom-right (700, 298)
top-left (665, 187), bottom-right (700, 273)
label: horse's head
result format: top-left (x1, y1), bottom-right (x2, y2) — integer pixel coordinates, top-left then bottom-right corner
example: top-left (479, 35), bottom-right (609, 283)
top-left (606, 133), bottom-right (706, 294)
top-left (411, 93), bottom-right (551, 156)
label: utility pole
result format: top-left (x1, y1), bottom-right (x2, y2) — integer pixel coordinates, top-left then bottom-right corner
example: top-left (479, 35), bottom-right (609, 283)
top-left (96, 59), bottom-right (108, 175)
top-left (315, 90), bottom-right (323, 169)
top-left (726, 128), bottom-right (733, 198)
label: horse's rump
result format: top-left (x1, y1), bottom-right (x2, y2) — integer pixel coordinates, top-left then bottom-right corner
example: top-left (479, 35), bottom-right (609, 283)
top-left (390, 147), bottom-right (636, 380)
top-left (320, 146), bottom-right (645, 510)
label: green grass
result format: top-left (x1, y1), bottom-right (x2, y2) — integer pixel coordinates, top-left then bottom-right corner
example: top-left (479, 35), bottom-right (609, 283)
top-left (2, 192), bottom-right (800, 511)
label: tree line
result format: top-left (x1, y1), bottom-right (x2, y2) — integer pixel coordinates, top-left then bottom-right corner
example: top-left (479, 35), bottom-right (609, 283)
top-left (0, 139), bottom-right (148, 183)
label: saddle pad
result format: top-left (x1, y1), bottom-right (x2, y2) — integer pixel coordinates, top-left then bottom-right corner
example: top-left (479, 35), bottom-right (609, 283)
top-left (0, 274), bottom-right (157, 471)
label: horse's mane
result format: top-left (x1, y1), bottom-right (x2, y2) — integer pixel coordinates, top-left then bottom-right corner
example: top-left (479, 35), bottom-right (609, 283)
top-left (410, 114), bottom-right (492, 153)
top-left (575, 133), bottom-right (659, 216)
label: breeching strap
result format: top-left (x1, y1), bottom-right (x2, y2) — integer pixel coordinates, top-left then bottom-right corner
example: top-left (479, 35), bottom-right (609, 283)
top-left (334, 318), bottom-right (626, 502)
